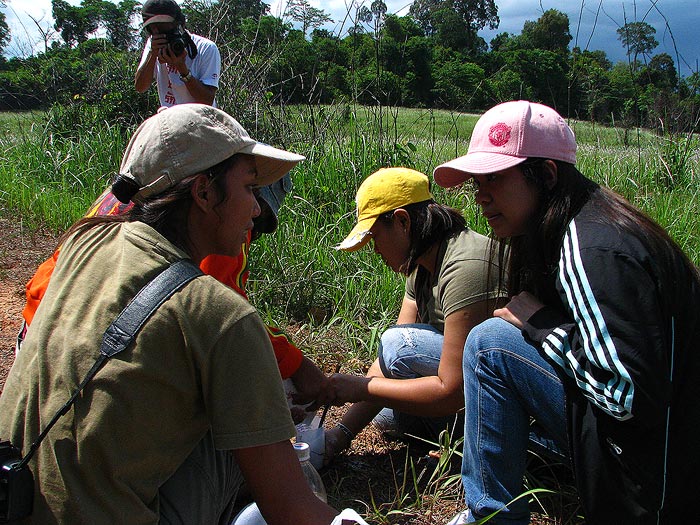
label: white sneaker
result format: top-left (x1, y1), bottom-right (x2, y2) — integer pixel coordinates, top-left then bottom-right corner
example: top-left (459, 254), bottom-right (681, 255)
top-left (445, 510), bottom-right (472, 525)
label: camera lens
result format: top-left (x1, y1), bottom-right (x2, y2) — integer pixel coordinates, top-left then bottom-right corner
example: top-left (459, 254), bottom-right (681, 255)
top-left (170, 38), bottom-right (185, 56)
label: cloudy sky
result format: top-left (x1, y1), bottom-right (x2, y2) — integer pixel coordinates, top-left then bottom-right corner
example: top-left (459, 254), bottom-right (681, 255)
top-left (3, 0), bottom-right (699, 76)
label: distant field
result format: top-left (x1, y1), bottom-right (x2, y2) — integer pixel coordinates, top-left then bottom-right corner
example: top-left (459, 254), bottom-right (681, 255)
top-left (0, 105), bottom-right (697, 346)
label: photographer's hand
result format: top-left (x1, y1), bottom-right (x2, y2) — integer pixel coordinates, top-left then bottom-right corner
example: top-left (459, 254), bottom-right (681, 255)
top-left (135, 36), bottom-right (163, 93)
top-left (150, 34), bottom-right (169, 63)
top-left (158, 41), bottom-right (187, 71)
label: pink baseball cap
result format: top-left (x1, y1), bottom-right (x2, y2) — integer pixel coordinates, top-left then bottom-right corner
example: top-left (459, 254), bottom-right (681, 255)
top-left (433, 100), bottom-right (576, 187)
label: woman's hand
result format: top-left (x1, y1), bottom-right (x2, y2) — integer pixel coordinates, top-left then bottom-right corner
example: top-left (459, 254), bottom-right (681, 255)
top-left (325, 373), bottom-right (371, 405)
top-left (493, 291), bottom-right (544, 329)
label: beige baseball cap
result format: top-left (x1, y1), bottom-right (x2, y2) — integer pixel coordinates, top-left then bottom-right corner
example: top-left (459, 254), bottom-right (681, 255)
top-left (118, 104), bottom-right (305, 202)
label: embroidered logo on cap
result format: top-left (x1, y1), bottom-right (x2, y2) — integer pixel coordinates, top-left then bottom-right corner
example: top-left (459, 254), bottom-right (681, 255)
top-left (488, 123), bottom-right (511, 147)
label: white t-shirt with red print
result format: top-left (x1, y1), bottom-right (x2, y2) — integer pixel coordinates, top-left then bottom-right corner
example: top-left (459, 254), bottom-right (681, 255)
top-left (139, 32), bottom-right (221, 108)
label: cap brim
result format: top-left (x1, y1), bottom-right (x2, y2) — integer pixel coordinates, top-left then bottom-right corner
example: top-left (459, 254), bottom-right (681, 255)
top-left (335, 217), bottom-right (376, 252)
top-left (242, 143), bottom-right (305, 187)
top-left (433, 153), bottom-right (527, 187)
top-left (142, 14), bottom-right (177, 29)
top-left (252, 197), bottom-right (279, 235)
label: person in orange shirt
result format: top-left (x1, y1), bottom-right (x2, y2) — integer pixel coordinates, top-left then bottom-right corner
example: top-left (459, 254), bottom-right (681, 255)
top-left (19, 174), bottom-right (325, 413)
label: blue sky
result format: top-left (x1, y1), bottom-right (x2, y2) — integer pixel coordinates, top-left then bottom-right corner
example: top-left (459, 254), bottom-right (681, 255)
top-left (4, 0), bottom-right (699, 77)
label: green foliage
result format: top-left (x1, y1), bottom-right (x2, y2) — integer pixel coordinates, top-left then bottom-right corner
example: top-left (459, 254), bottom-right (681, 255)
top-left (0, 9), bottom-right (9, 55)
top-left (520, 9), bottom-right (571, 53)
top-left (0, 111), bottom-right (125, 230)
top-left (2, 0), bottom-right (698, 130)
top-left (54, 0), bottom-right (140, 50)
top-left (52, 0), bottom-right (101, 46)
top-left (432, 57), bottom-right (486, 109)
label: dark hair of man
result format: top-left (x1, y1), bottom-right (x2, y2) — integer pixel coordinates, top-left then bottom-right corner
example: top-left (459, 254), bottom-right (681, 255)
top-left (499, 158), bottom-right (699, 307)
top-left (59, 154), bottom-right (238, 256)
top-left (376, 200), bottom-right (466, 275)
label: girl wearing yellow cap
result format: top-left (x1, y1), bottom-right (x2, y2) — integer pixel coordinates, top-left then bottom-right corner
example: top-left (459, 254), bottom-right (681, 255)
top-left (325, 167), bottom-right (506, 460)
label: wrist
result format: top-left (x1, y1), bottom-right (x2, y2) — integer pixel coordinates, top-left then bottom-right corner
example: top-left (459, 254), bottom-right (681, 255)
top-left (179, 70), bottom-right (193, 83)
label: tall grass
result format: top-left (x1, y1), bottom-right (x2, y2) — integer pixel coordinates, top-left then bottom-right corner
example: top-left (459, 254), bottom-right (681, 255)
top-left (0, 104), bottom-right (698, 523)
top-left (1, 104), bottom-right (698, 343)
top-left (0, 110), bottom-right (124, 230)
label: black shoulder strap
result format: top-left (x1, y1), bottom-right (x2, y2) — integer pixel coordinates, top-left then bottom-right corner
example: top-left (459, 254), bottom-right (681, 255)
top-left (17, 260), bottom-right (203, 468)
top-left (101, 260), bottom-right (202, 358)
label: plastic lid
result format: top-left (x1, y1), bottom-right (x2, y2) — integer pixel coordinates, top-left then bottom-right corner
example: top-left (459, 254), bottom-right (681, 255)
top-left (293, 442), bottom-right (310, 461)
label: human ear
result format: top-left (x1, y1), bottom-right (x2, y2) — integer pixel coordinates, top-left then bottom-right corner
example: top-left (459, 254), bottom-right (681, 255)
top-left (393, 209), bottom-right (411, 233)
top-left (542, 160), bottom-right (558, 190)
top-left (191, 174), bottom-right (212, 212)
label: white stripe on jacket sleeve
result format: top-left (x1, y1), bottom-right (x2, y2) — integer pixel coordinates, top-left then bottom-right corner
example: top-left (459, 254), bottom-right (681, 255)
top-left (541, 220), bottom-right (634, 420)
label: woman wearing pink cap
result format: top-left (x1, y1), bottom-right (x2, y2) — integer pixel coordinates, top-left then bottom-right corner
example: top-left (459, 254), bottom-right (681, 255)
top-left (434, 100), bottom-right (700, 524)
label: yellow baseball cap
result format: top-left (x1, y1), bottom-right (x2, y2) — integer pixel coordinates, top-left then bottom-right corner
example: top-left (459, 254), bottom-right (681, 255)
top-left (336, 167), bottom-right (433, 251)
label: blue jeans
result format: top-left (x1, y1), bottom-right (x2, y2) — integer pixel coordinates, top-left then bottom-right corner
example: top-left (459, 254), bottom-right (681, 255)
top-left (462, 318), bottom-right (568, 524)
top-left (375, 324), bottom-right (463, 443)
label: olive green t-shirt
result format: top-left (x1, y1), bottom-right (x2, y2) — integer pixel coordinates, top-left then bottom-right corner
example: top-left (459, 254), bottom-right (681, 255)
top-left (405, 228), bottom-right (504, 332)
top-left (0, 222), bottom-right (294, 524)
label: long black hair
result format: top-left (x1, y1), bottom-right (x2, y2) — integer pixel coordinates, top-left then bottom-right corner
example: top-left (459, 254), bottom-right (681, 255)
top-left (500, 159), bottom-right (699, 305)
top-left (375, 199), bottom-right (466, 275)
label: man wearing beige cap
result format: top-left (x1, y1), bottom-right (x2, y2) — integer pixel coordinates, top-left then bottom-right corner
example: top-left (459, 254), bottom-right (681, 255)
top-left (0, 104), bottom-right (368, 524)
top-left (135, 0), bottom-right (220, 107)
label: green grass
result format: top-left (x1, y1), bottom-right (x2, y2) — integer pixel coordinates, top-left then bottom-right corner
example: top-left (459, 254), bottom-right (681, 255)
top-left (1, 103), bottom-right (698, 339)
top-left (0, 105), bottom-right (697, 523)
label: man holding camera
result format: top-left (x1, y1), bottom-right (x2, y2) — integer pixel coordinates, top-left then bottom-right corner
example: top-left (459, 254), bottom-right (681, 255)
top-left (135, 0), bottom-right (221, 107)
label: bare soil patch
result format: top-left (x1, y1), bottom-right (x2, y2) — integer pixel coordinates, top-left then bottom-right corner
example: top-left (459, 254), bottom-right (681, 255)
top-left (0, 215), bottom-right (58, 389)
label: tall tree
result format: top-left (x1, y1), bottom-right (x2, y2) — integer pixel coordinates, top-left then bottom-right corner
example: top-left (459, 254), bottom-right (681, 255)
top-left (370, 0), bottom-right (388, 35)
top-left (284, 0), bottom-right (332, 36)
top-left (409, 0), bottom-right (497, 54)
top-left (101, 0), bottom-right (139, 50)
top-left (52, 0), bottom-right (101, 46)
top-left (521, 9), bottom-right (571, 53)
top-left (640, 53), bottom-right (677, 91)
top-left (617, 21), bottom-right (658, 64)
top-left (409, 0), bottom-right (498, 36)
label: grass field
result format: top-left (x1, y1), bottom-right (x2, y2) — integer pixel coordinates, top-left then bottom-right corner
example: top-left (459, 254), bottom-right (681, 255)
top-left (1, 102), bottom-right (698, 357)
top-left (0, 104), bottom-right (698, 523)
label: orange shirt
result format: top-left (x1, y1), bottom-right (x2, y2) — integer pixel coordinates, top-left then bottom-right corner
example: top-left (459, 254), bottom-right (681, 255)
top-left (23, 189), bottom-right (303, 378)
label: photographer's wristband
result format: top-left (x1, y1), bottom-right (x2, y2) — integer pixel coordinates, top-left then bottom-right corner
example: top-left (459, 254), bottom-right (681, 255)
top-left (179, 71), bottom-right (193, 83)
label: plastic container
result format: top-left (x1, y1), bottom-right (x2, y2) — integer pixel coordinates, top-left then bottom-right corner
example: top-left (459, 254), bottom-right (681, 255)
top-left (230, 442), bottom-right (327, 524)
top-left (295, 416), bottom-right (325, 470)
top-left (294, 441), bottom-right (327, 503)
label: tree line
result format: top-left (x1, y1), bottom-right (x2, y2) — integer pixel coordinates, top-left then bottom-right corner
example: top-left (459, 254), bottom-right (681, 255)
top-left (1, 0), bottom-right (699, 133)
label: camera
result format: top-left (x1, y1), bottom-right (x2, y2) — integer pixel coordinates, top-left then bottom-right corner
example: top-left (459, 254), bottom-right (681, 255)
top-left (163, 28), bottom-right (186, 56)
top-left (0, 441), bottom-right (33, 523)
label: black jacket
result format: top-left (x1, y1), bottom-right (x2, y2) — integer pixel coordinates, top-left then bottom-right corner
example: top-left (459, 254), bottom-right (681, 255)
top-left (523, 198), bottom-right (700, 524)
